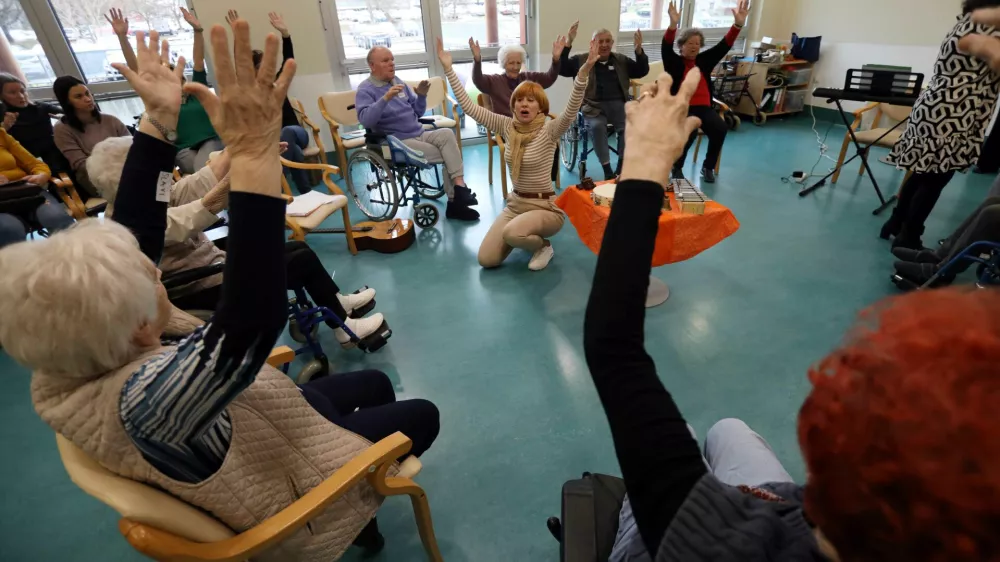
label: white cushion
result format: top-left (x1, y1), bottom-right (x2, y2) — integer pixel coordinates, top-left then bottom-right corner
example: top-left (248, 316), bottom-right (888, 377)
top-left (288, 195), bottom-right (348, 231)
top-left (342, 136), bottom-right (366, 149)
top-left (855, 128), bottom-right (902, 148)
top-left (423, 115), bottom-right (456, 129)
top-left (303, 145), bottom-right (321, 158)
top-left (85, 197), bottom-right (107, 210)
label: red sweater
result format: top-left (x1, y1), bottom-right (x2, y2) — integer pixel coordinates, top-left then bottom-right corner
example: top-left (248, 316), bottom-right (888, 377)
top-left (664, 25), bottom-right (741, 107)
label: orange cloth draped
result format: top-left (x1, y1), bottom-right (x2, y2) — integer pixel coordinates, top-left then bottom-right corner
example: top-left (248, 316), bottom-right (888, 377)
top-left (555, 182), bottom-right (740, 266)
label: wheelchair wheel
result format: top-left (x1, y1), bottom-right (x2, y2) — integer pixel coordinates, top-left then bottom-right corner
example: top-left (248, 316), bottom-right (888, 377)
top-left (415, 167), bottom-right (445, 200)
top-left (413, 203), bottom-right (439, 228)
top-left (977, 262), bottom-right (1000, 285)
top-left (288, 317), bottom-right (320, 344)
top-left (753, 111), bottom-right (767, 126)
top-left (560, 127), bottom-right (579, 172)
top-left (346, 149), bottom-right (399, 221)
top-left (297, 356), bottom-right (329, 384)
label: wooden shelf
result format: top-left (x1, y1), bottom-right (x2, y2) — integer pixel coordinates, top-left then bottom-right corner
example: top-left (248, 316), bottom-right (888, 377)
top-left (764, 109), bottom-right (804, 116)
top-left (776, 60), bottom-right (811, 66)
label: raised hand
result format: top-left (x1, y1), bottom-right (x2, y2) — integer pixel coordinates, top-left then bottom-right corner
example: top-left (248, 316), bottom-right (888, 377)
top-left (732, 0), bottom-right (750, 27)
top-left (634, 29), bottom-right (643, 53)
top-left (436, 37), bottom-right (453, 70)
top-left (382, 83), bottom-right (405, 101)
top-left (469, 37), bottom-right (481, 62)
top-left (620, 70), bottom-right (703, 186)
top-left (184, 19), bottom-right (296, 194)
top-left (568, 20), bottom-right (579, 46)
top-left (579, 39), bottom-right (600, 76)
top-left (668, 1), bottom-right (681, 28)
top-left (105, 8), bottom-right (129, 37)
top-left (414, 80), bottom-right (431, 97)
top-left (268, 12), bottom-right (290, 38)
top-left (225, 9), bottom-right (239, 29)
top-left (552, 35), bottom-right (567, 60)
top-left (180, 7), bottom-right (202, 31)
top-left (111, 31), bottom-right (185, 130)
top-left (2, 112), bottom-right (16, 131)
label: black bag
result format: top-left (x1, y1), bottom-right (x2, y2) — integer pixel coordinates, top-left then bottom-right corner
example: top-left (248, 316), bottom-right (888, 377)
top-left (558, 472), bottom-right (628, 562)
top-left (790, 33), bottom-right (822, 62)
top-left (0, 181), bottom-right (44, 218)
top-left (0, 180), bottom-right (42, 202)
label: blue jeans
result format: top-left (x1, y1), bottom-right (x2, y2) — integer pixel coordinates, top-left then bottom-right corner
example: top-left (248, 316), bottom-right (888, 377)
top-left (281, 125), bottom-right (312, 194)
top-left (0, 191), bottom-right (75, 249)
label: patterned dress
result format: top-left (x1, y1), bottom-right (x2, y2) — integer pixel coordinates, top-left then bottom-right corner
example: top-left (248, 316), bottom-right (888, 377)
top-left (888, 14), bottom-right (1000, 173)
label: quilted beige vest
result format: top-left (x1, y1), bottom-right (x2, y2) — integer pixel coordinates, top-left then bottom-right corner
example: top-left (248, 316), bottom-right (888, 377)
top-left (32, 348), bottom-right (390, 561)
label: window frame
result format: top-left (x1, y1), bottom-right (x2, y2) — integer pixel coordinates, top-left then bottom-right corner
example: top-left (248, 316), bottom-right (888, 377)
top-left (616, 0), bottom-right (746, 62)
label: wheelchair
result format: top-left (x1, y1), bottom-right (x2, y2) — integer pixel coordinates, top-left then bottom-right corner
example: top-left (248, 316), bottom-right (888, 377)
top-left (286, 286), bottom-right (392, 383)
top-left (892, 241), bottom-right (1000, 290)
top-left (343, 108), bottom-right (447, 229)
top-left (559, 111), bottom-right (621, 180)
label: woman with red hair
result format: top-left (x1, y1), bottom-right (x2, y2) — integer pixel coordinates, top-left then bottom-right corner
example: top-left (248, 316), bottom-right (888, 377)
top-left (586, 64), bottom-right (1000, 561)
top-left (438, 36), bottom-right (598, 271)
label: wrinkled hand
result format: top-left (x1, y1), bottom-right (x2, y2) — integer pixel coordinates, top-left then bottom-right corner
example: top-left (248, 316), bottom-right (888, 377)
top-left (268, 12), bottom-right (289, 37)
top-left (184, 19), bottom-right (296, 192)
top-left (436, 37), bottom-right (453, 70)
top-left (201, 175), bottom-right (231, 213)
top-left (180, 7), bottom-right (201, 30)
top-left (24, 174), bottom-right (49, 185)
top-left (634, 29), bottom-right (643, 53)
top-left (2, 112), bottom-right (16, 130)
top-left (469, 37), bottom-right (481, 62)
top-left (225, 9), bottom-right (239, 29)
top-left (383, 83), bottom-right (405, 101)
top-left (105, 8), bottom-right (129, 36)
top-left (414, 80), bottom-right (431, 97)
top-left (732, 0), bottom-right (750, 27)
top-left (112, 31), bottom-right (185, 128)
top-left (668, 1), bottom-right (680, 28)
top-left (620, 70), bottom-right (703, 187)
top-left (580, 39), bottom-right (600, 72)
top-left (279, 141), bottom-right (289, 155)
top-left (959, 7), bottom-right (1000, 72)
top-left (552, 35), bottom-right (567, 60)
top-left (568, 20), bottom-right (579, 46)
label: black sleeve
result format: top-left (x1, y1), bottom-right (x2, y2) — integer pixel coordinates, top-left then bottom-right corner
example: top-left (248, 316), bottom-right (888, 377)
top-left (278, 35), bottom-right (293, 77)
top-left (41, 102), bottom-right (63, 115)
top-left (701, 38), bottom-right (733, 72)
top-left (583, 179), bottom-right (708, 556)
top-left (627, 50), bottom-right (650, 79)
top-left (559, 48), bottom-right (579, 78)
top-left (112, 132), bottom-right (174, 263)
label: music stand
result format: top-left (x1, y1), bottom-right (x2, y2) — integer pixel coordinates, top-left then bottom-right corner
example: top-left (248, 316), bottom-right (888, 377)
top-left (800, 69), bottom-right (923, 215)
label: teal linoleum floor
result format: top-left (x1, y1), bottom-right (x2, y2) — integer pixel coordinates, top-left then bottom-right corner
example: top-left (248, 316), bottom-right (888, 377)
top-left (1, 117), bottom-right (994, 561)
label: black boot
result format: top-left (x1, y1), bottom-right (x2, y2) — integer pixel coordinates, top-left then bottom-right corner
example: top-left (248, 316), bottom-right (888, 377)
top-left (446, 200), bottom-right (480, 221)
top-left (891, 246), bottom-right (941, 264)
top-left (454, 184), bottom-right (478, 206)
top-left (892, 224), bottom-right (925, 250)
top-left (671, 167), bottom-right (685, 180)
top-left (602, 162), bottom-right (615, 181)
top-left (353, 518), bottom-right (386, 557)
top-left (701, 167), bottom-right (716, 184)
top-left (879, 207), bottom-right (905, 240)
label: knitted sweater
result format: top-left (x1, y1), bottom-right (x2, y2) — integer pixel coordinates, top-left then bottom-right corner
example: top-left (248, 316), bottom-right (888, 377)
top-left (584, 180), bottom-right (826, 561)
top-left (472, 58), bottom-right (560, 117)
top-left (0, 128), bottom-right (50, 181)
top-left (447, 67), bottom-right (585, 193)
top-left (355, 76), bottom-right (427, 139)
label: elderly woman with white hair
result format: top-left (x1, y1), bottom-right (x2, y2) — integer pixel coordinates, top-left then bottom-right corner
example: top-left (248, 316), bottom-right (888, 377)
top-left (470, 36), bottom-right (563, 118)
top-left (0, 25), bottom-right (439, 559)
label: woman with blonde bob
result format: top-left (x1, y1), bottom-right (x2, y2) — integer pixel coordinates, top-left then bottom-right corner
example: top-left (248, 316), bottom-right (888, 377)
top-left (438, 37), bottom-right (598, 271)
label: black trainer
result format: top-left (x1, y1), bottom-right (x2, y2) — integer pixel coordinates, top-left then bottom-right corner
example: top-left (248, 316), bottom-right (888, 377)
top-left (454, 184), bottom-right (478, 206)
top-left (446, 201), bottom-right (480, 221)
top-left (701, 167), bottom-right (716, 184)
top-left (891, 246), bottom-right (941, 264)
top-left (602, 163), bottom-right (615, 181)
top-left (671, 167), bottom-right (685, 180)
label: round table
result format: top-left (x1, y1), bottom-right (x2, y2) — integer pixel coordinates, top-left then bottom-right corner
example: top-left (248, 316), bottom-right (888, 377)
top-left (556, 182), bottom-right (741, 307)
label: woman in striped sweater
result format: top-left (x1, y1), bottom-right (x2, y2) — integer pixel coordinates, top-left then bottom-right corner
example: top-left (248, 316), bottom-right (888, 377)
top-left (438, 37), bottom-right (597, 270)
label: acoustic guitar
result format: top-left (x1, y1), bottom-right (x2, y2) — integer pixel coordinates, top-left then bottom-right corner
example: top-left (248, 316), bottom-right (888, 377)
top-left (353, 219), bottom-right (415, 253)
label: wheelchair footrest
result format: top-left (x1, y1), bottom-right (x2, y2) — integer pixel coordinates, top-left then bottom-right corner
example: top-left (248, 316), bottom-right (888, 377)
top-left (350, 298), bottom-right (377, 319)
top-left (357, 319), bottom-right (392, 353)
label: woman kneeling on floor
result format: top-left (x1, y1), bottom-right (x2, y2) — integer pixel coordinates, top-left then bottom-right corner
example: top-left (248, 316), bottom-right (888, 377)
top-left (438, 36), bottom-right (596, 270)
top-left (0, 25), bottom-right (438, 559)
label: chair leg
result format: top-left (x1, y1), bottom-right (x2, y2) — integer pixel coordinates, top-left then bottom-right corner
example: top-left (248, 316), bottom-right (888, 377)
top-left (487, 135), bottom-right (494, 185)
top-left (338, 148), bottom-right (349, 180)
top-left (715, 146), bottom-right (722, 175)
top-left (692, 134), bottom-right (702, 165)
top-left (499, 143), bottom-right (508, 199)
top-left (858, 146), bottom-right (869, 177)
top-left (455, 125), bottom-right (463, 153)
top-left (341, 208), bottom-right (358, 255)
top-left (408, 484), bottom-right (444, 562)
top-left (832, 135), bottom-right (850, 184)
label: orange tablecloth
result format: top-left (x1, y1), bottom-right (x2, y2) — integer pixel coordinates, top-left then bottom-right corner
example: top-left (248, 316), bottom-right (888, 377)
top-left (555, 183), bottom-right (740, 267)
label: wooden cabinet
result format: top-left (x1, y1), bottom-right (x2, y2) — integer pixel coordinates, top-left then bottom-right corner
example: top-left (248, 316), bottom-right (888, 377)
top-left (734, 60), bottom-right (815, 120)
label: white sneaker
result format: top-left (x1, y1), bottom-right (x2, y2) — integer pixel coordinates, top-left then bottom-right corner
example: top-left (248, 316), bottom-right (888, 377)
top-left (528, 244), bottom-right (554, 271)
top-left (337, 287), bottom-right (376, 316)
top-left (334, 313), bottom-right (386, 347)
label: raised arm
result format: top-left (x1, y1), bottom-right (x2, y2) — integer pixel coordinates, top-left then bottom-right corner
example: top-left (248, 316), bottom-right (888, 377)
top-left (547, 40), bottom-right (595, 140)
top-left (559, 20), bottom-right (581, 77)
top-left (180, 7), bottom-right (205, 72)
top-left (524, 35), bottom-right (566, 88)
top-left (470, 38), bottom-right (489, 92)
top-left (661, 1), bottom-right (681, 63)
top-left (702, 1), bottom-right (748, 69)
top-left (627, 30), bottom-right (650, 79)
top-left (584, 69), bottom-right (707, 556)
top-left (407, 82), bottom-right (427, 118)
top-left (268, 12), bottom-right (293, 76)
top-left (107, 9), bottom-right (138, 73)
top-left (438, 38), bottom-right (510, 133)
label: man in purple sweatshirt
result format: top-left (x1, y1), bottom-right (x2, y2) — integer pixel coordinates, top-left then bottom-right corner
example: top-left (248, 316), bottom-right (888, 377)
top-left (356, 46), bottom-right (479, 221)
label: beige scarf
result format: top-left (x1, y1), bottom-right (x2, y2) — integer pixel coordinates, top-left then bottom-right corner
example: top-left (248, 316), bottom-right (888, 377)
top-left (508, 114), bottom-right (547, 183)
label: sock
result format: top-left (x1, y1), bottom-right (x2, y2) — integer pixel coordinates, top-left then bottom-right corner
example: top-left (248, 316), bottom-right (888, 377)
top-left (602, 163), bottom-right (614, 177)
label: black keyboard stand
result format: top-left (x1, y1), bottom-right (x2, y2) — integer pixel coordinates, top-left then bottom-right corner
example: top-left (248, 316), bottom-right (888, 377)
top-left (799, 96), bottom-right (909, 215)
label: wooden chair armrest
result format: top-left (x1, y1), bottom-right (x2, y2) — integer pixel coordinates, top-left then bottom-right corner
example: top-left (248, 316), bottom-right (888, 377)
top-left (279, 158), bottom-right (345, 196)
top-left (849, 102), bottom-right (880, 130)
top-left (447, 97), bottom-right (461, 120)
top-left (280, 194), bottom-right (295, 204)
top-left (266, 346), bottom-right (295, 368)
top-left (119, 433), bottom-right (414, 562)
top-left (712, 98), bottom-right (731, 113)
top-left (52, 173), bottom-right (86, 218)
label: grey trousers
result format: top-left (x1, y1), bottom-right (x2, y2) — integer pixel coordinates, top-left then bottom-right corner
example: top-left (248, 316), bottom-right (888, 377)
top-left (176, 137), bottom-right (225, 175)
top-left (401, 129), bottom-right (463, 198)
top-left (585, 101), bottom-right (627, 166)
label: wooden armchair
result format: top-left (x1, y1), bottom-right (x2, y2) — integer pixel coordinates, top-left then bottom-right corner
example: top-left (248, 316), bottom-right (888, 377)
top-left (406, 76), bottom-right (463, 152)
top-left (478, 93), bottom-right (509, 197)
top-left (289, 96), bottom-right (328, 186)
top-left (280, 158), bottom-right (357, 255)
top-left (833, 102), bottom-right (912, 184)
top-left (691, 99), bottom-right (731, 175)
top-left (629, 61), bottom-right (665, 98)
top-left (318, 90), bottom-right (365, 180)
top-left (52, 173), bottom-right (106, 220)
top-left (56, 347), bottom-right (442, 562)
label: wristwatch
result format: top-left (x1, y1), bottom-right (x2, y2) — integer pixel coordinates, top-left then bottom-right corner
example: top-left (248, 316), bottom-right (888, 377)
top-left (144, 114), bottom-right (177, 143)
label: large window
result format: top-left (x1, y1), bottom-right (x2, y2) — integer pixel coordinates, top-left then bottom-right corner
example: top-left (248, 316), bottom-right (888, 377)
top-left (438, 0), bottom-right (524, 51)
top-left (2, 0), bottom-right (57, 87)
top-left (335, 0), bottom-right (426, 60)
top-left (617, 0), bottom-right (745, 61)
top-left (691, 0), bottom-right (739, 29)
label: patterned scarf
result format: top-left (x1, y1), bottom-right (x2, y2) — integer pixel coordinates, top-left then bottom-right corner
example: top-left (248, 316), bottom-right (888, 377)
top-left (508, 114), bottom-right (547, 183)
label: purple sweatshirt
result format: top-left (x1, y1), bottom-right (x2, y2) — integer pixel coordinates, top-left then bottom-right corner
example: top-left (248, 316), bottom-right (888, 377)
top-left (355, 75), bottom-right (427, 140)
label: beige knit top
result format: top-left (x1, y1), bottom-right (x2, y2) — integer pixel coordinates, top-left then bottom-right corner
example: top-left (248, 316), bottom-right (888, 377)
top-left (446, 68), bottom-right (586, 194)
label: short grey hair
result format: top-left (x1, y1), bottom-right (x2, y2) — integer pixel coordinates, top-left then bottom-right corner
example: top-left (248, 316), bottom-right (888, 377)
top-left (593, 28), bottom-right (613, 40)
top-left (497, 44), bottom-right (527, 67)
top-left (677, 28), bottom-right (705, 49)
top-left (0, 219), bottom-right (158, 378)
top-left (87, 136), bottom-right (133, 208)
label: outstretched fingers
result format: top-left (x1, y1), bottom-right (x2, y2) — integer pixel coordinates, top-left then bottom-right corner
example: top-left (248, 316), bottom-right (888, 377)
top-left (256, 32), bottom-right (281, 87)
top-left (208, 25), bottom-right (236, 88)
